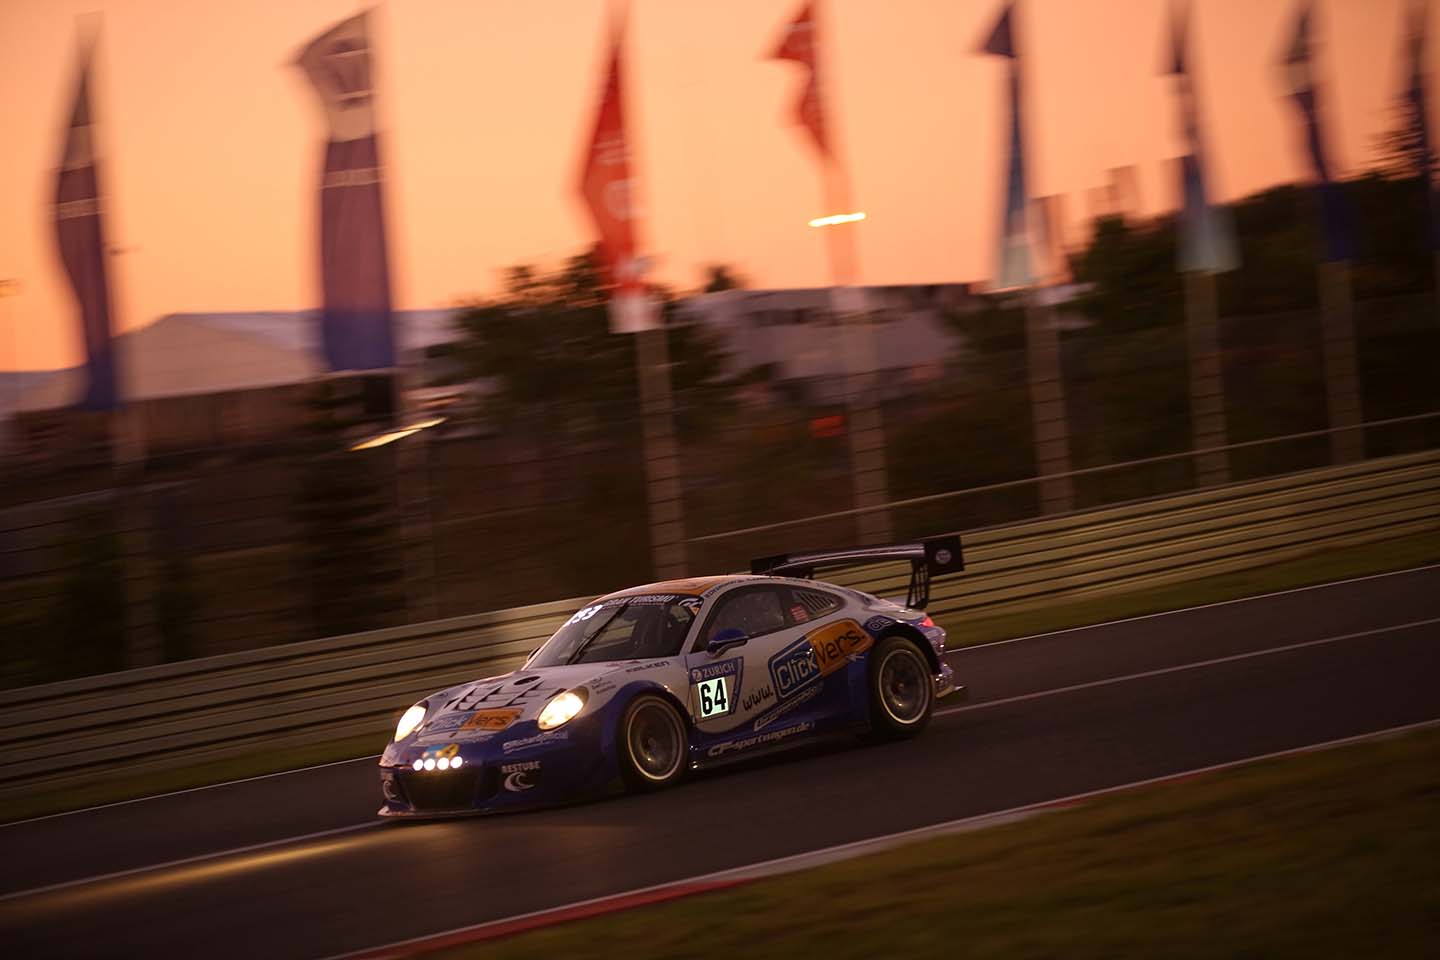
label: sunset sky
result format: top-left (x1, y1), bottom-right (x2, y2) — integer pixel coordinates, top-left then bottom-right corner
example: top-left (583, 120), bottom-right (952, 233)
top-left (0, 0), bottom-right (1427, 371)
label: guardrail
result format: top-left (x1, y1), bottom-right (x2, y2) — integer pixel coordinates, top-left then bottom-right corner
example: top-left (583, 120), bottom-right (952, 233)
top-left (1, 448), bottom-right (1437, 805)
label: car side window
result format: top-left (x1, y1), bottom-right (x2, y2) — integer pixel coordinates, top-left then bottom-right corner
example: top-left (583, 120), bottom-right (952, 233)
top-left (695, 587), bottom-right (789, 650)
top-left (790, 588), bottom-right (842, 622)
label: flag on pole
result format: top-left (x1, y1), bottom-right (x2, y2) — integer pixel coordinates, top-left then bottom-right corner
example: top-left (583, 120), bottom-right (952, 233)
top-left (297, 11), bottom-right (396, 372)
top-left (1403, 1), bottom-right (1438, 249)
top-left (770, 2), bottom-right (830, 158)
top-left (579, 9), bottom-right (657, 333)
top-left (53, 36), bottom-right (119, 411)
top-left (1166, 1), bottom-right (1238, 274)
top-left (1279, 1), bottom-right (1354, 262)
top-left (979, 2), bottom-right (1035, 290)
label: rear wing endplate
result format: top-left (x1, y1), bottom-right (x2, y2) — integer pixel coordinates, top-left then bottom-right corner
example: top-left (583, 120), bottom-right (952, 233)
top-left (750, 535), bottom-right (963, 610)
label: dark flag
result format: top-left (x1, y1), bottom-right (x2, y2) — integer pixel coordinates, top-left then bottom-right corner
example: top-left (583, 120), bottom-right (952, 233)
top-left (297, 11), bottom-right (396, 372)
top-left (1166, 1), bottom-right (1237, 274)
top-left (578, 9), bottom-right (657, 333)
top-left (1403, 1), bottom-right (1438, 249)
top-left (979, 2), bottom-right (1035, 289)
top-left (770, 3), bottom-right (830, 158)
top-left (53, 37), bottom-right (119, 410)
top-left (1280, 2), bottom-right (1354, 262)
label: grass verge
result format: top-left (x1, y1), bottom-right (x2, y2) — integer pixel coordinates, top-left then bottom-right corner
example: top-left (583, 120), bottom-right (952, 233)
top-left (9, 531), bottom-right (1437, 823)
top-left (438, 725), bottom-right (1440, 959)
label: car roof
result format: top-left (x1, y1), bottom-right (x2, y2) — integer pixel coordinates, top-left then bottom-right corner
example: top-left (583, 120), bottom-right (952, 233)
top-left (595, 573), bottom-right (857, 603)
top-left (598, 574), bottom-right (759, 600)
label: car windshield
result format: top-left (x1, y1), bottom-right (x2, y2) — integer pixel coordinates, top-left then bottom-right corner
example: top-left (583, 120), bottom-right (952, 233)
top-left (528, 594), bottom-right (701, 667)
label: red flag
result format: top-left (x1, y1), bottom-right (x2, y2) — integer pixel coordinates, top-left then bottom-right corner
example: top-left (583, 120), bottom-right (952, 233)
top-left (578, 16), bottom-right (655, 332)
top-left (770, 2), bottom-right (829, 157)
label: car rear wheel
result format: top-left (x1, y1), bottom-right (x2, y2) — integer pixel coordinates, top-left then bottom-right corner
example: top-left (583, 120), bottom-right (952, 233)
top-left (619, 695), bottom-right (688, 790)
top-left (868, 636), bottom-right (934, 739)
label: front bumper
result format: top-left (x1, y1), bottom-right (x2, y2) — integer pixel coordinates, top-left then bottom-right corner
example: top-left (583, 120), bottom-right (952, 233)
top-left (377, 718), bottom-right (612, 817)
top-left (935, 662), bottom-right (967, 700)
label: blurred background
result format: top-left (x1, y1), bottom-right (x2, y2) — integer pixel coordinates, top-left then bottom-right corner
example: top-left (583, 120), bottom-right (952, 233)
top-left (1, 0), bottom-right (1437, 688)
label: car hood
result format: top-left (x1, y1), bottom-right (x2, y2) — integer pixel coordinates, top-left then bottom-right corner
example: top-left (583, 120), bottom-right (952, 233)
top-left (411, 660), bottom-right (672, 743)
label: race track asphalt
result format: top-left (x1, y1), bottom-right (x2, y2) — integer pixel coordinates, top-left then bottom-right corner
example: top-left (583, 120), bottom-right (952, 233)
top-left (3, 565), bottom-right (1438, 959)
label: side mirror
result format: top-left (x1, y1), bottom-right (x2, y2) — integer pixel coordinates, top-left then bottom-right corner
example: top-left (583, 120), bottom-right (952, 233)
top-left (706, 628), bottom-right (748, 657)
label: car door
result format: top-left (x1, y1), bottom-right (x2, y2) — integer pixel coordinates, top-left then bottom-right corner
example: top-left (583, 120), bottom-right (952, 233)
top-left (681, 582), bottom-right (854, 749)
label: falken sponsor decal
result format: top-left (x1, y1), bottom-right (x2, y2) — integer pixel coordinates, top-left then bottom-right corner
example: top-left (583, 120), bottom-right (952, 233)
top-left (501, 730), bottom-right (571, 753)
top-left (500, 760), bottom-right (540, 792)
top-left (706, 721), bottom-right (813, 758)
top-left (690, 657), bottom-right (742, 720)
top-left (459, 708), bottom-right (521, 732)
top-left (751, 682), bottom-right (821, 731)
top-left (809, 620), bottom-right (873, 675)
top-left (741, 682), bottom-right (775, 712)
top-left (622, 659), bottom-right (672, 673)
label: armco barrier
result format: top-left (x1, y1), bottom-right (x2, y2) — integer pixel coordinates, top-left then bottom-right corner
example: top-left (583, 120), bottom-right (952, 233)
top-left (1, 449), bottom-right (1437, 806)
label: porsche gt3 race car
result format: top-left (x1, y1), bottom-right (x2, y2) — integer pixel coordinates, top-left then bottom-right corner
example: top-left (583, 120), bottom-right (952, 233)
top-left (377, 537), bottom-right (965, 817)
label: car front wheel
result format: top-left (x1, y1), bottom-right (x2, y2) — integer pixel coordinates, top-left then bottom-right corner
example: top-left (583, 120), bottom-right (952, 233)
top-left (618, 694), bottom-right (688, 790)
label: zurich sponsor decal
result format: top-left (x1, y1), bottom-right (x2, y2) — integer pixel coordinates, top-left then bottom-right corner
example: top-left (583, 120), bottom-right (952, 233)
top-left (691, 656), bottom-right (743, 719)
top-left (769, 637), bottom-right (821, 700)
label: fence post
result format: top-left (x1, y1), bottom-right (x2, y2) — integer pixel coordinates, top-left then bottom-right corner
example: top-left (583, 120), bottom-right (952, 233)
top-left (396, 434), bottom-right (440, 622)
top-left (1184, 270), bottom-right (1230, 486)
top-left (831, 287), bottom-right (892, 546)
top-left (1024, 298), bottom-right (1075, 514)
top-left (635, 326), bottom-right (687, 579)
top-left (1319, 261), bottom-right (1363, 464)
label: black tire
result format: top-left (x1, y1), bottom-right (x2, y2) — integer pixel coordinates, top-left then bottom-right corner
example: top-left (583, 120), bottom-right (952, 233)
top-left (618, 694), bottom-right (688, 790)
top-left (868, 636), bottom-right (934, 739)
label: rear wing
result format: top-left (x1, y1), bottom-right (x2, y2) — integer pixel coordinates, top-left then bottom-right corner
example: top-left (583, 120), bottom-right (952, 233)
top-left (750, 535), bottom-right (963, 610)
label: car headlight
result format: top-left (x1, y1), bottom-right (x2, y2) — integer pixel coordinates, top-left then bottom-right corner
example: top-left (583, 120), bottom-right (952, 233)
top-left (394, 702), bottom-right (427, 741)
top-left (537, 689), bottom-right (587, 730)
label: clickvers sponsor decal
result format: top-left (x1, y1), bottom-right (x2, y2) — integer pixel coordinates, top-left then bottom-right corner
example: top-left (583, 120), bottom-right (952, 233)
top-left (751, 682), bottom-right (821, 731)
top-left (502, 730), bottom-right (571, 753)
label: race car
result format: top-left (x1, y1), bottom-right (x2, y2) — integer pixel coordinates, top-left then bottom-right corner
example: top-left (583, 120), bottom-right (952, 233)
top-left (377, 536), bottom-right (965, 817)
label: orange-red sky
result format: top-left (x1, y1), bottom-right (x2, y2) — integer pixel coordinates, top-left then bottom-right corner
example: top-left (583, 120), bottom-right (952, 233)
top-left (0, 0), bottom-right (1428, 371)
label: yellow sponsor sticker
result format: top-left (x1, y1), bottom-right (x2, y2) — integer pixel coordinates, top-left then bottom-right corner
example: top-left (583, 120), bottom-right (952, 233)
top-left (808, 619), bottom-right (873, 676)
top-left (460, 708), bottom-right (521, 732)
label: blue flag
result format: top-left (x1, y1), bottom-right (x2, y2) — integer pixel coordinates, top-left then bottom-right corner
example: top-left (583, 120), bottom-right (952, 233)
top-left (1167, 2), bottom-right (1237, 274)
top-left (1280, 2), bottom-right (1355, 262)
top-left (297, 12), bottom-right (396, 373)
top-left (53, 39), bottom-right (119, 411)
top-left (979, 3), bottom-right (1034, 289)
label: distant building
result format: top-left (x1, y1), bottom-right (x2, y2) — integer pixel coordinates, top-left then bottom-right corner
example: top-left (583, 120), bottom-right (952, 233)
top-left (675, 283), bottom-right (982, 404)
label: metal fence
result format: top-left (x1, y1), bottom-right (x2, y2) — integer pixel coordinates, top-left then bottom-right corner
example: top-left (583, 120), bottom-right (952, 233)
top-left (1, 447), bottom-right (1435, 807)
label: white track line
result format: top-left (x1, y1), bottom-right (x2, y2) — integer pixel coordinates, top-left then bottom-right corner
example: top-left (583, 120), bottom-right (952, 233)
top-left (0, 754), bottom-right (382, 830)
top-left (934, 616), bottom-right (1440, 718)
top-left (329, 716), bottom-right (1440, 960)
top-left (946, 561), bottom-right (1440, 655)
top-left (0, 820), bottom-right (385, 905)
top-left (12, 563), bottom-right (1438, 829)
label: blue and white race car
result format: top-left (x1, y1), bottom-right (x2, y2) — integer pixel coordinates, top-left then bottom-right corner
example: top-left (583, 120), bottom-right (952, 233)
top-left (377, 537), bottom-right (965, 817)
